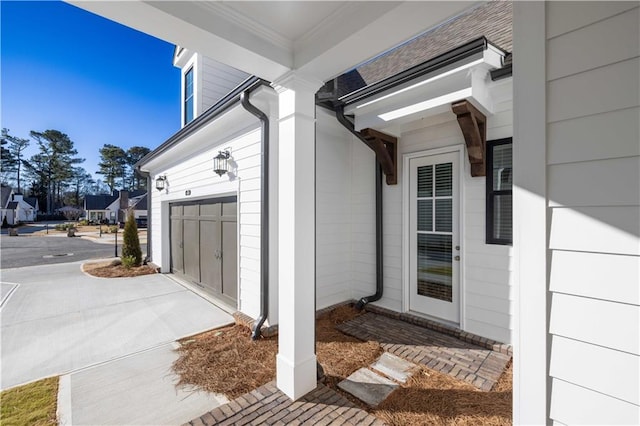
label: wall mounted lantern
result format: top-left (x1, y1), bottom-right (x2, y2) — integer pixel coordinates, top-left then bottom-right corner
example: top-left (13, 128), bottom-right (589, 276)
top-left (213, 151), bottom-right (230, 177)
top-left (155, 175), bottom-right (167, 192)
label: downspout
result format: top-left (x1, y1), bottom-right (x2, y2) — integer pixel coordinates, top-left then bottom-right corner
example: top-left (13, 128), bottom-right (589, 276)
top-left (136, 167), bottom-right (152, 262)
top-left (240, 88), bottom-right (270, 340)
top-left (335, 106), bottom-right (384, 309)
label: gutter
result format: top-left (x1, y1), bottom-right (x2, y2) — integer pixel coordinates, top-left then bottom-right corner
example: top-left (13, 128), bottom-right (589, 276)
top-left (335, 106), bottom-right (384, 309)
top-left (322, 37), bottom-right (507, 309)
top-left (135, 76), bottom-right (273, 340)
top-left (240, 84), bottom-right (272, 340)
top-left (136, 76), bottom-right (267, 170)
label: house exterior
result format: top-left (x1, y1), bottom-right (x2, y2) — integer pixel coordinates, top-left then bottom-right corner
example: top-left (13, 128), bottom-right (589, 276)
top-left (84, 190), bottom-right (147, 224)
top-left (0, 187), bottom-right (38, 224)
top-left (69, 1), bottom-right (640, 424)
top-left (84, 193), bottom-right (118, 223)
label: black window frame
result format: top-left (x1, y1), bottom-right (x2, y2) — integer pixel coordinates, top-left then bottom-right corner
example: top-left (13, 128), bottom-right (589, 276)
top-left (486, 137), bottom-right (513, 245)
top-left (184, 67), bottom-right (194, 124)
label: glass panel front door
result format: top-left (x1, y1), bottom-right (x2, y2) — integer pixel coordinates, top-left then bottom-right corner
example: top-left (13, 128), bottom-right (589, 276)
top-left (409, 151), bottom-right (459, 323)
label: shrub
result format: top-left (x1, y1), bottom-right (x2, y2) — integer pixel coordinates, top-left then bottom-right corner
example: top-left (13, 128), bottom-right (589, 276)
top-left (1, 216), bottom-right (7, 228)
top-left (121, 211), bottom-right (142, 267)
top-left (55, 223), bottom-right (75, 231)
top-left (77, 219), bottom-right (89, 226)
top-left (121, 255), bottom-right (137, 269)
top-left (108, 225), bottom-right (118, 234)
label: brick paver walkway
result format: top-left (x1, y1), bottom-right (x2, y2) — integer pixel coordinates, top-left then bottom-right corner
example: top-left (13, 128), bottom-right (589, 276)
top-left (337, 312), bottom-right (511, 391)
top-left (184, 381), bottom-right (385, 426)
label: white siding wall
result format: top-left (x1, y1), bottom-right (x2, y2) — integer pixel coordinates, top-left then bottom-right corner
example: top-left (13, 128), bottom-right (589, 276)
top-left (201, 56), bottom-right (250, 112)
top-left (150, 126), bottom-right (263, 318)
top-left (373, 82), bottom-right (514, 343)
top-left (545, 2), bottom-right (640, 424)
top-left (315, 109), bottom-right (355, 309)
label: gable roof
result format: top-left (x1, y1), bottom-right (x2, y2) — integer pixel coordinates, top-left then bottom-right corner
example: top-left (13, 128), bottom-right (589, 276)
top-left (24, 197), bottom-right (38, 209)
top-left (332, 0), bottom-right (512, 99)
top-left (6, 202), bottom-right (18, 209)
top-left (131, 194), bottom-right (147, 211)
top-left (1, 185), bottom-right (12, 208)
top-left (84, 194), bottom-right (118, 211)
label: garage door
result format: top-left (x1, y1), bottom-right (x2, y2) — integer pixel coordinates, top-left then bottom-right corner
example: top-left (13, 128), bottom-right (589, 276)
top-left (170, 197), bottom-right (237, 307)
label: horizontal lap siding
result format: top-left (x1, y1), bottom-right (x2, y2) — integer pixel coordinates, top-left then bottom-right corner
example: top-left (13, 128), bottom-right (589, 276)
top-left (151, 127), bottom-right (263, 319)
top-left (373, 80), bottom-right (514, 343)
top-left (200, 57), bottom-right (250, 112)
top-left (546, 3), bottom-right (640, 424)
top-left (315, 110), bottom-right (355, 309)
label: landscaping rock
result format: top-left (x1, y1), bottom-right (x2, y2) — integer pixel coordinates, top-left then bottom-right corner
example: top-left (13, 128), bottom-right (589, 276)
top-left (338, 367), bottom-right (398, 406)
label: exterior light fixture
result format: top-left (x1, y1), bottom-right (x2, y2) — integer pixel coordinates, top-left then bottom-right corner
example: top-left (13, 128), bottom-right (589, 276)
top-left (155, 175), bottom-right (167, 191)
top-left (213, 150), bottom-right (230, 177)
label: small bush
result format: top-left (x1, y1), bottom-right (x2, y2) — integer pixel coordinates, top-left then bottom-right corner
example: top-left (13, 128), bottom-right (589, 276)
top-left (55, 223), bottom-right (75, 231)
top-left (121, 255), bottom-right (137, 269)
top-left (77, 219), bottom-right (89, 226)
top-left (121, 211), bottom-right (142, 267)
top-left (1, 216), bottom-right (8, 228)
top-left (108, 225), bottom-right (118, 234)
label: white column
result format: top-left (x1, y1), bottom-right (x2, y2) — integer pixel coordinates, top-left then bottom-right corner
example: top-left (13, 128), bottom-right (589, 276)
top-left (513, 2), bottom-right (548, 424)
top-left (273, 72), bottom-right (323, 400)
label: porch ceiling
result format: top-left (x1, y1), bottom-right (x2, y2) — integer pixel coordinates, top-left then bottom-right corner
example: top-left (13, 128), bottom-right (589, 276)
top-left (66, 1), bottom-right (480, 83)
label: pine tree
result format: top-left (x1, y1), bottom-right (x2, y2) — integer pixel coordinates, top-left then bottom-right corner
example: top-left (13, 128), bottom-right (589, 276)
top-left (121, 210), bottom-right (142, 267)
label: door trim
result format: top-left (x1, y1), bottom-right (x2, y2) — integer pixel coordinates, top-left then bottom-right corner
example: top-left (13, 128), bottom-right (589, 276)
top-left (402, 144), bottom-right (465, 328)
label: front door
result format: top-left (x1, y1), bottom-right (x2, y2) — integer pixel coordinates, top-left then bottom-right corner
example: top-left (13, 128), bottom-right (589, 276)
top-left (409, 151), bottom-right (460, 323)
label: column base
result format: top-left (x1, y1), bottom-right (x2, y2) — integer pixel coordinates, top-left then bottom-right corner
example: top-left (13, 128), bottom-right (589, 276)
top-left (276, 353), bottom-right (317, 400)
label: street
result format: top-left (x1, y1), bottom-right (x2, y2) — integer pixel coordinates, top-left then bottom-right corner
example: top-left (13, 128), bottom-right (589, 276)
top-left (0, 232), bottom-right (147, 269)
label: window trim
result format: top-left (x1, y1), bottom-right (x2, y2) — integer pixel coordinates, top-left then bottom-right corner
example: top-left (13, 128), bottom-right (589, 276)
top-left (486, 137), bottom-right (513, 245)
top-left (184, 66), bottom-right (194, 125)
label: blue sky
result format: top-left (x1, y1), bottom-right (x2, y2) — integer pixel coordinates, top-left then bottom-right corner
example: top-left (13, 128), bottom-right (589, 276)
top-left (1, 0), bottom-right (180, 181)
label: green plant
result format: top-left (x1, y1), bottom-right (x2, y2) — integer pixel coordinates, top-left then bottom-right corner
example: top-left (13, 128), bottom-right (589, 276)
top-left (121, 211), bottom-right (142, 267)
top-left (0, 376), bottom-right (58, 426)
top-left (77, 219), bottom-right (89, 226)
top-left (121, 255), bottom-right (137, 269)
top-left (108, 225), bottom-right (118, 233)
top-left (1, 216), bottom-right (8, 228)
top-left (55, 223), bottom-right (75, 231)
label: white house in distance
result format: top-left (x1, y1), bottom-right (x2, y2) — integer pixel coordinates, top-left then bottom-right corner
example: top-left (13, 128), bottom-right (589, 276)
top-left (68, 1), bottom-right (640, 424)
top-left (84, 190), bottom-right (147, 224)
top-left (1, 186), bottom-right (38, 224)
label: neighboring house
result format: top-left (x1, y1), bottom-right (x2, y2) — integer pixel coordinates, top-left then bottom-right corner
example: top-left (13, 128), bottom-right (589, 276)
top-left (1, 189), bottom-right (37, 223)
top-left (0, 185), bottom-right (14, 225)
top-left (71, 1), bottom-right (640, 424)
top-left (85, 190), bottom-right (147, 224)
top-left (84, 193), bottom-right (118, 223)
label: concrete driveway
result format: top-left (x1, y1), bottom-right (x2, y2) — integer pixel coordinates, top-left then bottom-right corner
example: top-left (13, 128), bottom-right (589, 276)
top-left (1, 261), bottom-right (233, 424)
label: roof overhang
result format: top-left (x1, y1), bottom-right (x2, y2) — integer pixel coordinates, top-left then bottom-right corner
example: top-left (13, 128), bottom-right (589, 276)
top-left (343, 41), bottom-right (504, 132)
top-left (66, 1), bottom-right (481, 83)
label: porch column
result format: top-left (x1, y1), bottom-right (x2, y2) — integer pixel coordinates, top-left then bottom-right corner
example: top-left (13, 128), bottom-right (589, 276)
top-left (273, 72), bottom-right (322, 400)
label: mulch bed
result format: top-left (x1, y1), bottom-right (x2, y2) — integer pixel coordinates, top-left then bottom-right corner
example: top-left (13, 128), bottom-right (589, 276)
top-left (82, 261), bottom-right (157, 278)
top-left (172, 304), bottom-right (512, 425)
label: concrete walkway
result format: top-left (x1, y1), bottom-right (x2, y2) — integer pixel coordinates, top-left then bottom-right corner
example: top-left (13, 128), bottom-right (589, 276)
top-left (1, 260), bottom-right (233, 424)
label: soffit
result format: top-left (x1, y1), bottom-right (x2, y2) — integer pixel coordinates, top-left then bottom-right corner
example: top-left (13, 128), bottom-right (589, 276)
top-left (68, 1), bottom-right (480, 83)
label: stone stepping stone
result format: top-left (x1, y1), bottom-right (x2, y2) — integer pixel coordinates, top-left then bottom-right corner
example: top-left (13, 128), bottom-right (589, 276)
top-left (338, 367), bottom-right (398, 407)
top-left (371, 352), bottom-right (417, 384)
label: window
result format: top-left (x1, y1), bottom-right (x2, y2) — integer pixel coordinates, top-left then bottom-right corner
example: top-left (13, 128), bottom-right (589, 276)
top-left (184, 67), bottom-right (194, 124)
top-left (486, 138), bottom-right (512, 245)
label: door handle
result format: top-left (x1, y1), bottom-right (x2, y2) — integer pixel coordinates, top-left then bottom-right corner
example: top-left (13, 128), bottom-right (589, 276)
top-left (214, 250), bottom-right (222, 260)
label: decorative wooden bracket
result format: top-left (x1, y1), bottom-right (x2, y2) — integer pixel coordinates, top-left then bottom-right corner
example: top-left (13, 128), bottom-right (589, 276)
top-left (452, 100), bottom-right (486, 177)
top-left (359, 128), bottom-right (398, 185)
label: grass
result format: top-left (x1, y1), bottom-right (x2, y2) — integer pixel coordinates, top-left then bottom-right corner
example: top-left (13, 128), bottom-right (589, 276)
top-left (0, 377), bottom-right (58, 426)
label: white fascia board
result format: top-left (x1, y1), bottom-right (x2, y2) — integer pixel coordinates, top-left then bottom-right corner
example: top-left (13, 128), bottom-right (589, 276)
top-left (141, 86), bottom-right (274, 174)
top-left (65, 1), bottom-right (290, 81)
top-left (349, 50), bottom-right (501, 131)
